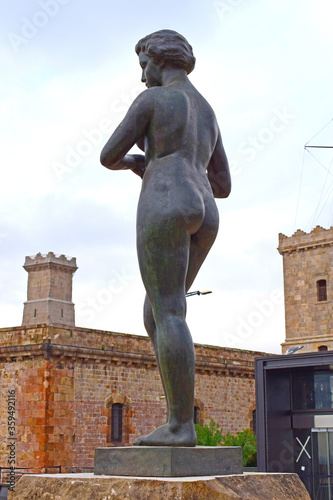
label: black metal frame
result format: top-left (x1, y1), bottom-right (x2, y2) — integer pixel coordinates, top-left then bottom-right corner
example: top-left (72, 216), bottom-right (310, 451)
top-left (256, 350), bottom-right (333, 498)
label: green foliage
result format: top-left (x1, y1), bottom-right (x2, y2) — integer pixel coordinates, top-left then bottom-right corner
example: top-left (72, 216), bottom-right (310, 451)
top-left (194, 419), bottom-right (257, 467)
top-left (221, 428), bottom-right (257, 467)
top-left (195, 419), bottom-right (223, 446)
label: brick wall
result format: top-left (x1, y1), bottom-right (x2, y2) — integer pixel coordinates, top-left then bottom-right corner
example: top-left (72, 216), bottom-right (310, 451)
top-left (0, 325), bottom-right (267, 470)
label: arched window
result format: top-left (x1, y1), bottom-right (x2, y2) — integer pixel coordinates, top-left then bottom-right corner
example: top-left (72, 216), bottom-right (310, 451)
top-left (111, 403), bottom-right (123, 443)
top-left (317, 279), bottom-right (327, 302)
top-left (318, 345), bottom-right (328, 352)
top-left (105, 394), bottom-right (131, 446)
top-left (193, 406), bottom-right (200, 425)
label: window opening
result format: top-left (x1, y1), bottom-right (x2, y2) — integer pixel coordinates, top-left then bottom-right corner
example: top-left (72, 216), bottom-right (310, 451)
top-left (194, 406), bottom-right (200, 424)
top-left (111, 403), bottom-right (123, 442)
top-left (252, 409), bottom-right (257, 434)
top-left (317, 280), bottom-right (327, 302)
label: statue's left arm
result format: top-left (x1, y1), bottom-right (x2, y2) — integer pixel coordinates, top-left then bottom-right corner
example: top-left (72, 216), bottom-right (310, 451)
top-left (207, 131), bottom-right (231, 198)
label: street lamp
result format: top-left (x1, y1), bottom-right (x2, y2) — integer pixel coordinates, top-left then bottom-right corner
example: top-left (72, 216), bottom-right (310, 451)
top-left (186, 290), bottom-right (212, 297)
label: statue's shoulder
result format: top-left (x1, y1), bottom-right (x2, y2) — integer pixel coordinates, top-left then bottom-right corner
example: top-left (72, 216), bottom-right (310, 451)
top-left (128, 88), bottom-right (159, 116)
top-left (132, 87), bottom-right (162, 105)
top-left (131, 87), bottom-right (171, 112)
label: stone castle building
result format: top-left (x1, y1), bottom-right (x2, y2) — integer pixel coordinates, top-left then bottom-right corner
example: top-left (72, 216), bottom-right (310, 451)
top-left (0, 253), bottom-right (264, 472)
top-left (22, 253), bottom-right (77, 327)
top-left (278, 225), bottom-right (333, 353)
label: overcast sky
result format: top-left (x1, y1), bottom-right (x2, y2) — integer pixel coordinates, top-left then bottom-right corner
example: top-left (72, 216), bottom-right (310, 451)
top-left (1, 0), bottom-right (332, 354)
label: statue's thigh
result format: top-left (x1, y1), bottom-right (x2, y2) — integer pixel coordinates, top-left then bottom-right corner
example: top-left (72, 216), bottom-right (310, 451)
top-left (137, 213), bottom-right (191, 301)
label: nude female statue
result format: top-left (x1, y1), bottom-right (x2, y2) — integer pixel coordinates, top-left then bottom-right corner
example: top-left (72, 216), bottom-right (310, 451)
top-left (100, 30), bottom-right (231, 446)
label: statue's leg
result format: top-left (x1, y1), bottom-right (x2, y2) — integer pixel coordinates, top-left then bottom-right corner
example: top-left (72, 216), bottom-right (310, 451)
top-left (134, 221), bottom-right (196, 446)
top-left (143, 294), bottom-right (170, 422)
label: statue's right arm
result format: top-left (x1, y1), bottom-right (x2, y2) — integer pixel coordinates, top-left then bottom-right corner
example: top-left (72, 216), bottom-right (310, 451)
top-left (100, 91), bottom-right (152, 172)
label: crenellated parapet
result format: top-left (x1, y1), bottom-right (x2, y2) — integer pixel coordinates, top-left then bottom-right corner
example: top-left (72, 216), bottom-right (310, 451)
top-left (24, 252), bottom-right (77, 271)
top-left (278, 225), bottom-right (333, 255)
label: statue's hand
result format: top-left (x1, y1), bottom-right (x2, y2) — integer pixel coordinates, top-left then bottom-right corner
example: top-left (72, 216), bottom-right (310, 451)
top-left (130, 154), bottom-right (146, 179)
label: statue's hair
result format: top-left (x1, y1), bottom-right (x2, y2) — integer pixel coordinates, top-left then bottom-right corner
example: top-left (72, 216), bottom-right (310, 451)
top-left (135, 30), bottom-right (196, 75)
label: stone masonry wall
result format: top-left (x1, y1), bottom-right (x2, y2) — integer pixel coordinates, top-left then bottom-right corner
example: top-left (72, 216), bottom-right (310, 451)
top-left (0, 325), bottom-right (266, 470)
top-left (22, 252), bottom-right (77, 327)
top-left (278, 226), bottom-right (333, 353)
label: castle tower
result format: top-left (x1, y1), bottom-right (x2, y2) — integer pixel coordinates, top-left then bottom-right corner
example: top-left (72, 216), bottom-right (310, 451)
top-left (22, 252), bottom-right (78, 326)
top-left (278, 226), bottom-right (333, 353)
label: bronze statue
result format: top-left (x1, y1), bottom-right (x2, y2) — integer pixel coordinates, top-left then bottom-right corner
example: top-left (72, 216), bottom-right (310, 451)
top-left (101, 30), bottom-right (231, 446)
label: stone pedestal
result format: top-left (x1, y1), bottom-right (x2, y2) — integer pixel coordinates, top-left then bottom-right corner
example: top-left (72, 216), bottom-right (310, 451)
top-left (94, 446), bottom-right (243, 477)
top-left (8, 473), bottom-right (311, 499)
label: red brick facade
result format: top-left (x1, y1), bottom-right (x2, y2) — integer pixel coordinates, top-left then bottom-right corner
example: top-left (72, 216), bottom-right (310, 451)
top-left (0, 324), bottom-right (265, 471)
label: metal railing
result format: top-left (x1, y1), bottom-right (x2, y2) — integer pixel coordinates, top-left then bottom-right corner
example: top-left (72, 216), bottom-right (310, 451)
top-left (64, 467), bottom-right (94, 473)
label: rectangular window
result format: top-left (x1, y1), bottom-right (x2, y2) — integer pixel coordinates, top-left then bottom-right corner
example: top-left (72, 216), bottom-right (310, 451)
top-left (292, 370), bottom-right (333, 410)
top-left (317, 280), bottom-right (327, 302)
top-left (111, 403), bottom-right (123, 442)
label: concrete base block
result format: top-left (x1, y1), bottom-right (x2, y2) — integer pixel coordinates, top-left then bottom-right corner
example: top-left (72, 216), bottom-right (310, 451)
top-left (8, 473), bottom-right (311, 500)
top-left (94, 446), bottom-right (243, 477)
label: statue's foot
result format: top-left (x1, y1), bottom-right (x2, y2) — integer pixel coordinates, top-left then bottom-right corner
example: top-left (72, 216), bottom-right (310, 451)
top-left (133, 421), bottom-right (197, 447)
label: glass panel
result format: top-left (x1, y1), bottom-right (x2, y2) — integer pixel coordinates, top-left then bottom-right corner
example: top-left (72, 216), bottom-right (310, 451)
top-left (315, 375), bottom-right (333, 410)
top-left (328, 432), bottom-right (333, 498)
top-left (312, 430), bottom-right (332, 500)
top-left (293, 371), bottom-right (315, 410)
top-left (292, 371), bottom-right (333, 410)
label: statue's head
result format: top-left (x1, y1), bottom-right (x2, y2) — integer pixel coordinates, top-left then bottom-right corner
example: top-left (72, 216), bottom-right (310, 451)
top-left (135, 30), bottom-right (196, 75)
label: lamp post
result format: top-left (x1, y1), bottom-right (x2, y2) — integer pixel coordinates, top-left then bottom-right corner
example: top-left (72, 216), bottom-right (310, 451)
top-left (185, 290), bottom-right (212, 297)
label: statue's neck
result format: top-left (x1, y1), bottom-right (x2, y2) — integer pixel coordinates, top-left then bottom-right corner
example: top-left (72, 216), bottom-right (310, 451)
top-left (161, 67), bottom-right (188, 87)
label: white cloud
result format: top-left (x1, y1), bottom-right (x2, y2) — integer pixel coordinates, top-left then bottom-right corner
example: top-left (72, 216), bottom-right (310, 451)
top-left (1, 0), bottom-right (332, 354)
